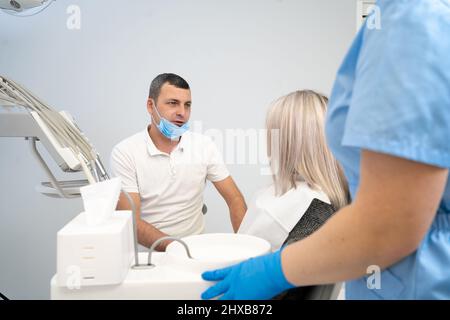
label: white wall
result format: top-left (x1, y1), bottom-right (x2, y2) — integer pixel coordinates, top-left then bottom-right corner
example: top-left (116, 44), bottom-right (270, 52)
top-left (0, 0), bottom-right (357, 299)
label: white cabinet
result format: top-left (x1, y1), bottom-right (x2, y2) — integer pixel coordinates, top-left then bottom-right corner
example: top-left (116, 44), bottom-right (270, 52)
top-left (356, 0), bottom-right (377, 31)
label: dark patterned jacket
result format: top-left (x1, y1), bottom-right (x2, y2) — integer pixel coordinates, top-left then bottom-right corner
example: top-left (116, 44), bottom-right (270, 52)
top-left (274, 198), bottom-right (339, 300)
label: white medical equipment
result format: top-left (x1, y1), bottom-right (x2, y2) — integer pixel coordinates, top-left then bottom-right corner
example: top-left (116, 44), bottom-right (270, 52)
top-left (0, 0), bottom-right (53, 13)
top-left (0, 75), bottom-right (273, 299)
top-left (0, 76), bottom-right (109, 193)
top-left (51, 233), bottom-right (271, 299)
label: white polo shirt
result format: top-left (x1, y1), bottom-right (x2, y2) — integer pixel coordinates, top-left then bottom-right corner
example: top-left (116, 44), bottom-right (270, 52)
top-left (110, 126), bottom-right (230, 238)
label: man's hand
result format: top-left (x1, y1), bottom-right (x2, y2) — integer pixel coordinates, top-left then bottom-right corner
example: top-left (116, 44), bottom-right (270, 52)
top-left (116, 192), bottom-right (172, 250)
top-left (213, 176), bottom-right (247, 232)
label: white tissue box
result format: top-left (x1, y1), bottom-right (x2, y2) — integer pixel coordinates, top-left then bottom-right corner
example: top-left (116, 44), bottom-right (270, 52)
top-left (56, 211), bottom-right (134, 288)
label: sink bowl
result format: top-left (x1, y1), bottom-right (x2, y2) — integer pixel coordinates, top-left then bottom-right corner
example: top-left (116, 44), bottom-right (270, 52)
top-left (162, 233), bottom-right (271, 274)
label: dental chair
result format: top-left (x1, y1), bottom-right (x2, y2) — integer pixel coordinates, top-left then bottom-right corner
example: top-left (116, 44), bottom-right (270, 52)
top-left (274, 198), bottom-right (343, 300)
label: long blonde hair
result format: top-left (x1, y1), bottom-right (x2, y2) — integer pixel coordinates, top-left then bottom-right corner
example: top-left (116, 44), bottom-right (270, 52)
top-left (266, 90), bottom-right (349, 209)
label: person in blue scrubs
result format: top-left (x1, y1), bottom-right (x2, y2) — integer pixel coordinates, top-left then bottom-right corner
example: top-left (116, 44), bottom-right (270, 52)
top-left (201, 0), bottom-right (450, 299)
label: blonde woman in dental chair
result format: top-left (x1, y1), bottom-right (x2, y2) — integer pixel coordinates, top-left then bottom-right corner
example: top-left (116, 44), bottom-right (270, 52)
top-left (238, 90), bottom-right (349, 251)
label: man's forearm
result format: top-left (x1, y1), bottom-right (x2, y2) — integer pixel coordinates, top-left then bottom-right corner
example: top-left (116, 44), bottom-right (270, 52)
top-left (228, 196), bottom-right (247, 232)
top-left (116, 192), bottom-right (172, 251)
top-left (137, 219), bottom-right (172, 251)
top-left (282, 203), bottom-right (419, 287)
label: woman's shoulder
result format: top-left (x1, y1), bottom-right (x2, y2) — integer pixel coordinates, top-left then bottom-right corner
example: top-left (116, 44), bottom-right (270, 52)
top-left (292, 182), bottom-right (331, 205)
top-left (257, 182), bottom-right (330, 204)
top-left (254, 182), bottom-right (330, 218)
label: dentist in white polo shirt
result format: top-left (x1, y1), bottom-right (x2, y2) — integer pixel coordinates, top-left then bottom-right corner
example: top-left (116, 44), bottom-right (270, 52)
top-left (111, 73), bottom-right (247, 251)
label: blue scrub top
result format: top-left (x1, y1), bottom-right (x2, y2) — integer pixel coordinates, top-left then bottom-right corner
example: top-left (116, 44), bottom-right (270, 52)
top-left (326, 0), bottom-right (450, 299)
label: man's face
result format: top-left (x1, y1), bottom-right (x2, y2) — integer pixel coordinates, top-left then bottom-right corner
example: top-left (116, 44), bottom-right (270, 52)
top-left (148, 83), bottom-right (192, 127)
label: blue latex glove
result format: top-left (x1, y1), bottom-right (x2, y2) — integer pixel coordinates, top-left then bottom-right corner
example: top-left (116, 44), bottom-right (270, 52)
top-left (201, 249), bottom-right (295, 300)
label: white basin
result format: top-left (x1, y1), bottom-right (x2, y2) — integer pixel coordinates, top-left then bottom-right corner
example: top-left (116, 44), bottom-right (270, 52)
top-left (162, 233), bottom-right (271, 273)
top-left (51, 233), bottom-right (271, 299)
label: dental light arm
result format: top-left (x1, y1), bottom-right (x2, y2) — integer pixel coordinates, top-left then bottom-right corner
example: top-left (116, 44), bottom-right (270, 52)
top-left (0, 75), bottom-right (143, 267)
top-left (0, 75), bottom-right (109, 197)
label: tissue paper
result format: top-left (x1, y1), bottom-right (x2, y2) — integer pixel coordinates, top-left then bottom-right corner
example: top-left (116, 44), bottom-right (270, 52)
top-left (80, 177), bottom-right (122, 226)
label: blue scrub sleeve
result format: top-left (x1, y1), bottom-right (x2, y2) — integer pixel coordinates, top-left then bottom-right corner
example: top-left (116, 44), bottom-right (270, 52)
top-left (342, 0), bottom-right (450, 168)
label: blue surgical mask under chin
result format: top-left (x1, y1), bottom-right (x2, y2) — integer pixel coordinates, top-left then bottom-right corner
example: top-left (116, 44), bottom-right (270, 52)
top-left (153, 106), bottom-right (190, 141)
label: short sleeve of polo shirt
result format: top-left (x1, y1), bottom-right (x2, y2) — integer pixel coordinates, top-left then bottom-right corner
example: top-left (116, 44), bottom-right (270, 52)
top-left (110, 145), bottom-right (139, 193)
top-left (205, 137), bottom-right (230, 182)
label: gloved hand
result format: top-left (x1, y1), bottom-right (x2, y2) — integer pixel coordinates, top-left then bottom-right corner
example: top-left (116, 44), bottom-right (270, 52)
top-left (201, 248), bottom-right (295, 300)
